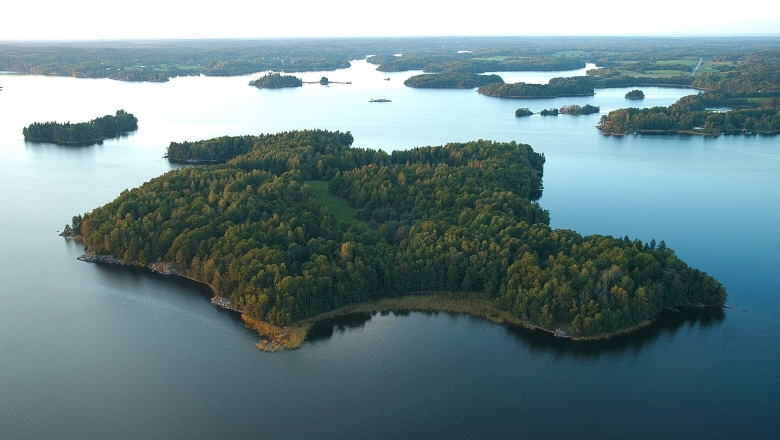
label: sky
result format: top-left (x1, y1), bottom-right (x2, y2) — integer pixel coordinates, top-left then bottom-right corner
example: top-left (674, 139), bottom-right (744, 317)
top-left (1, 0), bottom-right (779, 40)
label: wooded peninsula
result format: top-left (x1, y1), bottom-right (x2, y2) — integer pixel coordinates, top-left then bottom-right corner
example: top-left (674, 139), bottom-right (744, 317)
top-left (404, 73), bottom-right (503, 89)
top-left (67, 130), bottom-right (726, 349)
top-left (23, 110), bottom-right (138, 145)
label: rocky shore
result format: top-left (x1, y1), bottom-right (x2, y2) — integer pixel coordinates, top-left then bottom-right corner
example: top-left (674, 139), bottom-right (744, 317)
top-left (77, 252), bottom-right (181, 275)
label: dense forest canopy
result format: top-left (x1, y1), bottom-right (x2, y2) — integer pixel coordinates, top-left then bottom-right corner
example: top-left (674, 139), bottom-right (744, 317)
top-left (477, 75), bottom-right (694, 98)
top-left (249, 73), bottom-right (302, 89)
top-left (626, 89), bottom-right (645, 99)
top-left (23, 110), bottom-right (138, 145)
top-left (478, 80), bottom-right (595, 98)
top-left (598, 95), bottom-right (780, 135)
top-left (559, 104), bottom-right (600, 115)
top-left (71, 130), bottom-right (725, 339)
top-left (404, 73), bottom-right (503, 89)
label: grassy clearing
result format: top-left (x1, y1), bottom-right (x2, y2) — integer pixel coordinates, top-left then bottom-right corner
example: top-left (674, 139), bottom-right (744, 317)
top-left (307, 180), bottom-right (357, 224)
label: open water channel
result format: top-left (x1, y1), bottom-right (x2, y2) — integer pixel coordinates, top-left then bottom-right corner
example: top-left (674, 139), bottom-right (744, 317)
top-left (1, 59), bottom-right (778, 439)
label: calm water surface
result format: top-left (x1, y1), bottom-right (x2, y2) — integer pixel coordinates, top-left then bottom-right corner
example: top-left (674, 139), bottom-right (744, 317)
top-left (1, 60), bottom-right (778, 439)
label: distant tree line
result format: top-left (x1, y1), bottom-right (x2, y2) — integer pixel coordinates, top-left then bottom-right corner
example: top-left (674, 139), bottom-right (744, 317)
top-left (404, 73), bottom-right (504, 88)
top-left (374, 56), bottom-right (585, 73)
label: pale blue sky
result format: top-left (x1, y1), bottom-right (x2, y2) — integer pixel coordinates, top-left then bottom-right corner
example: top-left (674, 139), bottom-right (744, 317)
top-left (1, 0), bottom-right (778, 40)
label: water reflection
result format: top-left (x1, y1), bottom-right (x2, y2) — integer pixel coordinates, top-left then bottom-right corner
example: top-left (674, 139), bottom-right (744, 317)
top-left (307, 307), bottom-right (726, 356)
top-left (23, 130), bottom-right (136, 149)
top-left (505, 306), bottom-right (725, 358)
top-left (89, 263), bottom-right (245, 325)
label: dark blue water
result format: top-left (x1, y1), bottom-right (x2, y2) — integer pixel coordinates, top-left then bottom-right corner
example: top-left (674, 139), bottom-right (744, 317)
top-left (1, 60), bottom-right (778, 439)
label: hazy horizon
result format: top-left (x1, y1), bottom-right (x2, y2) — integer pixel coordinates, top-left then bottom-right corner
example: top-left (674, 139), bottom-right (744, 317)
top-left (3, 0), bottom-right (779, 41)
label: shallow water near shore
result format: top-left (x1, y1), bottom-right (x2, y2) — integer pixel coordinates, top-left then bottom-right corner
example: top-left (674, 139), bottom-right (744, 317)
top-left (1, 60), bottom-right (779, 439)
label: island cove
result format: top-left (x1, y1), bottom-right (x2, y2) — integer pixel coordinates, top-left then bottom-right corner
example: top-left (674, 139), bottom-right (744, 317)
top-left (67, 130), bottom-right (726, 350)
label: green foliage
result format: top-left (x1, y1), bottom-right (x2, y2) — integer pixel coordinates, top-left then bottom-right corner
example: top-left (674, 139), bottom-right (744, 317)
top-left (559, 104), bottom-right (600, 115)
top-left (626, 89), bottom-right (645, 99)
top-left (422, 58), bottom-right (586, 74)
top-left (249, 73), bottom-right (302, 89)
top-left (515, 108), bottom-right (533, 117)
top-left (75, 130), bottom-right (726, 335)
top-left (598, 95), bottom-right (780, 135)
top-left (22, 110), bottom-right (138, 145)
top-left (479, 75), bottom-right (692, 99)
top-left (478, 80), bottom-right (594, 98)
top-left (404, 73), bottom-right (504, 89)
top-left (306, 180), bottom-right (356, 225)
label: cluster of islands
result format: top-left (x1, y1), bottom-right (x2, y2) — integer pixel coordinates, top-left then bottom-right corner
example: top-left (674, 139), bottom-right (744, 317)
top-left (515, 104), bottom-right (600, 117)
top-left (14, 36), bottom-right (780, 349)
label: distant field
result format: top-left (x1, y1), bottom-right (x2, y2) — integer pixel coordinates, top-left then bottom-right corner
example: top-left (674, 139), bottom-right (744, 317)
top-left (471, 56), bottom-right (507, 61)
top-left (657, 59), bottom-right (697, 66)
top-left (644, 69), bottom-right (688, 76)
top-left (625, 70), bottom-right (688, 77)
top-left (553, 51), bottom-right (586, 57)
top-left (307, 180), bottom-right (357, 224)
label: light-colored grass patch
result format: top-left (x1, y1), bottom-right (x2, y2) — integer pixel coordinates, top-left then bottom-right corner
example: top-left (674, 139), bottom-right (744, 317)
top-left (243, 292), bottom-right (529, 352)
top-left (657, 59), bottom-right (697, 66)
top-left (242, 315), bottom-right (310, 352)
top-left (307, 180), bottom-right (357, 224)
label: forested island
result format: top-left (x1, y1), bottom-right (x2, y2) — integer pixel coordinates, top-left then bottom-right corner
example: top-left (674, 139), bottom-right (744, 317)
top-left (249, 73), bottom-right (302, 89)
top-left (537, 104), bottom-right (600, 116)
top-left (477, 75), bottom-right (692, 99)
top-left (23, 110), bottom-right (138, 145)
top-left (404, 73), bottom-right (503, 89)
top-left (626, 89), bottom-right (645, 99)
top-left (515, 108), bottom-right (533, 117)
top-left (478, 79), bottom-right (594, 98)
top-left (560, 104), bottom-right (600, 115)
top-left (66, 130), bottom-right (726, 350)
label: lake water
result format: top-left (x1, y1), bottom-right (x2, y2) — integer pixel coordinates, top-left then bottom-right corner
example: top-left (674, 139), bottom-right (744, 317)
top-left (1, 59), bottom-right (778, 439)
